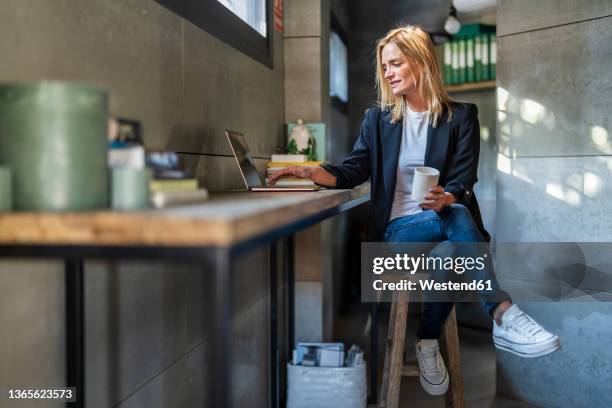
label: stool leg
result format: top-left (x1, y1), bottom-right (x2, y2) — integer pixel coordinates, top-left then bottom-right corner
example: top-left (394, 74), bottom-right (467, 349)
top-left (379, 297), bottom-right (397, 407)
top-left (440, 306), bottom-right (464, 408)
top-left (379, 290), bottom-right (409, 408)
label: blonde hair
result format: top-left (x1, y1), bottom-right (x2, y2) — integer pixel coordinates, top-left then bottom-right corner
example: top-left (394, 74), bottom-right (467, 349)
top-left (375, 25), bottom-right (453, 127)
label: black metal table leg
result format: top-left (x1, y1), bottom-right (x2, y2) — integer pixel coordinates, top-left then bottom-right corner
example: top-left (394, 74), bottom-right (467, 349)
top-left (286, 236), bottom-right (295, 352)
top-left (269, 243), bottom-right (279, 408)
top-left (209, 248), bottom-right (232, 408)
top-left (65, 259), bottom-right (84, 407)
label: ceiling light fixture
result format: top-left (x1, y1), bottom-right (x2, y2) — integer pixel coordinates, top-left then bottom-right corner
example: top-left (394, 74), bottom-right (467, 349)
top-left (444, 2), bottom-right (461, 35)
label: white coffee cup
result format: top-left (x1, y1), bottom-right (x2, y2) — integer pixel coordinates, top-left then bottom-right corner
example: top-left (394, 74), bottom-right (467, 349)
top-left (411, 167), bottom-right (440, 204)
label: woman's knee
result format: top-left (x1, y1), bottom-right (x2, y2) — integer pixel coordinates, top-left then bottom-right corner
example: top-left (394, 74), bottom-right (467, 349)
top-left (445, 203), bottom-right (479, 229)
top-left (444, 203), bottom-right (485, 241)
top-left (447, 203), bottom-right (471, 219)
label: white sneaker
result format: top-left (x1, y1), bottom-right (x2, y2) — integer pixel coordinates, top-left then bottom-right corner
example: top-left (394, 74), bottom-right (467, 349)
top-left (415, 339), bottom-right (449, 395)
top-left (493, 304), bottom-right (561, 358)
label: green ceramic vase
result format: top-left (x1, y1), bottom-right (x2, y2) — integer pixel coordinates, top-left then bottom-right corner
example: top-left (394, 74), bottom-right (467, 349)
top-left (0, 81), bottom-right (109, 211)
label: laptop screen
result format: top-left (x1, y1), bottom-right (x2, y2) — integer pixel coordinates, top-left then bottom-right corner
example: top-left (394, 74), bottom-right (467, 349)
top-left (225, 130), bottom-right (264, 188)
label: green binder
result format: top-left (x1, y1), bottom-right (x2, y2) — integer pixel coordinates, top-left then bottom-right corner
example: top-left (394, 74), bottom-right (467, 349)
top-left (481, 33), bottom-right (490, 80)
top-left (466, 36), bottom-right (475, 82)
top-left (458, 39), bottom-right (466, 84)
top-left (490, 33), bottom-right (497, 80)
top-left (474, 35), bottom-right (482, 82)
top-left (453, 24), bottom-right (496, 83)
top-left (451, 40), bottom-right (459, 84)
top-left (443, 41), bottom-right (452, 85)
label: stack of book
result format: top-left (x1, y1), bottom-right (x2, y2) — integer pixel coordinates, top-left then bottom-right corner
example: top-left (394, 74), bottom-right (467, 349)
top-left (266, 154), bottom-right (321, 187)
top-left (150, 178), bottom-right (198, 194)
top-left (440, 23), bottom-right (496, 86)
top-left (146, 150), bottom-right (208, 208)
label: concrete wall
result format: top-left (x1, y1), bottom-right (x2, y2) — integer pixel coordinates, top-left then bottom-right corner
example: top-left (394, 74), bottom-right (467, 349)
top-left (495, 1), bottom-right (612, 407)
top-left (0, 0), bottom-right (285, 406)
top-left (284, 0), bottom-right (328, 124)
top-left (0, 261), bottom-right (66, 408)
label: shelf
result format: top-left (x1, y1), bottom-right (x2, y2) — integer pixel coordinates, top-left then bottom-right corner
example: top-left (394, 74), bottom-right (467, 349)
top-left (445, 80), bottom-right (496, 93)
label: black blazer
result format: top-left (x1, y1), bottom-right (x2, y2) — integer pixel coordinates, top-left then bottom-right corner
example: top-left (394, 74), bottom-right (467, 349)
top-left (322, 102), bottom-right (490, 242)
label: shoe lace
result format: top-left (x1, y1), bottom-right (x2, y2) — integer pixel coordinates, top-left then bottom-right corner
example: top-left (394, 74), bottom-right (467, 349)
top-left (421, 344), bottom-right (439, 372)
top-left (508, 312), bottom-right (543, 338)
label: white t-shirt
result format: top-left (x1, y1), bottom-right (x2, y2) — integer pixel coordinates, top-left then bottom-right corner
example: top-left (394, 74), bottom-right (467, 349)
top-left (389, 106), bottom-right (429, 221)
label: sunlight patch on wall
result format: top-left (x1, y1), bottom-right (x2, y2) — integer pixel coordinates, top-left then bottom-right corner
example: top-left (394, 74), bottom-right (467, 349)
top-left (520, 99), bottom-right (546, 125)
top-left (546, 183), bottom-right (564, 200)
top-left (497, 87), bottom-right (509, 111)
top-left (500, 123), bottom-right (510, 136)
top-left (566, 173), bottom-right (582, 191)
top-left (591, 126), bottom-right (611, 154)
top-left (511, 168), bottom-right (533, 184)
top-left (591, 126), bottom-right (608, 146)
top-left (497, 153), bottom-right (511, 174)
top-left (564, 190), bottom-right (582, 206)
top-left (481, 126), bottom-right (490, 141)
top-left (583, 172), bottom-right (602, 198)
top-left (512, 121), bottom-right (525, 138)
top-left (546, 182), bottom-right (581, 207)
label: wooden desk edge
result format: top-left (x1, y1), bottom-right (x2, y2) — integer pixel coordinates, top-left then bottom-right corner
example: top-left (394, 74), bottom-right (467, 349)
top-left (0, 184), bottom-right (370, 248)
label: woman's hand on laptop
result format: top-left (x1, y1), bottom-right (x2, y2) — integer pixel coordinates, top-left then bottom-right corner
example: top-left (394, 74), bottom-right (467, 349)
top-left (266, 166), bottom-right (337, 187)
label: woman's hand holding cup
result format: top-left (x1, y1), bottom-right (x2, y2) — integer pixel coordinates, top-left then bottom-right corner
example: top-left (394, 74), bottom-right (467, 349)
top-left (411, 166), bottom-right (455, 212)
top-left (419, 185), bottom-right (456, 212)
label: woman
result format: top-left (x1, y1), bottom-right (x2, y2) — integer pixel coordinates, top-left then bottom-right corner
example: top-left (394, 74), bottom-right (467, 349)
top-left (268, 25), bottom-right (560, 396)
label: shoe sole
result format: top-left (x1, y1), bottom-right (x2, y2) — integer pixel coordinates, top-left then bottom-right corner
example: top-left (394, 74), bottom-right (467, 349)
top-left (419, 370), bottom-right (449, 396)
top-left (493, 335), bottom-right (561, 358)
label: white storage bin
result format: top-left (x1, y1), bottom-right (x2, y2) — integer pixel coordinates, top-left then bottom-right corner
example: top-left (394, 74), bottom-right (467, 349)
top-left (287, 363), bottom-right (367, 408)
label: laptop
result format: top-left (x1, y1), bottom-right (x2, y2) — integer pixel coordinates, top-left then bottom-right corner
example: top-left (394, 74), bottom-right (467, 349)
top-left (225, 129), bottom-right (321, 192)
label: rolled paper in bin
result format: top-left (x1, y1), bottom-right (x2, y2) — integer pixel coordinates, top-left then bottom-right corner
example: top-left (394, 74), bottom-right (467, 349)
top-left (0, 166), bottom-right (11, 211)
top-left (0, 81), bottom-right (109, 211)
top-left (111, 168), bottom-right (151, 210)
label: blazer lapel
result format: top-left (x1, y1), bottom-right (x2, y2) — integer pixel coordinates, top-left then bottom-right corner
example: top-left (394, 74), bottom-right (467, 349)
top-left (381, 114), bottom-right (402, 202)
top-left (424, 116), bottom-right (451, 176)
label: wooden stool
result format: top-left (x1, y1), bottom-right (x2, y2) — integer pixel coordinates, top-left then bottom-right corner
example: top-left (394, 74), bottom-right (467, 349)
top-left (378, 289), bottom-right (464, 408)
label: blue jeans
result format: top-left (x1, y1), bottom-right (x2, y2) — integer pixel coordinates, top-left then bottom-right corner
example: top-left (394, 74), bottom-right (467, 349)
top-left (383, 204), bottom-right (512, 339)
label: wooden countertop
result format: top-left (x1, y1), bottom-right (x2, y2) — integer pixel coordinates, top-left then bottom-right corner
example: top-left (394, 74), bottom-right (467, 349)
top-left (0, 184), bottom-right (369, 248)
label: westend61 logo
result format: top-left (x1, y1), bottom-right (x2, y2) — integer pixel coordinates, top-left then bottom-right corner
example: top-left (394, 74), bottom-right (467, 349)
top-left (372, 253), bottom-right (488, 275)
top-left (361, 243), bottom-right (498, 301)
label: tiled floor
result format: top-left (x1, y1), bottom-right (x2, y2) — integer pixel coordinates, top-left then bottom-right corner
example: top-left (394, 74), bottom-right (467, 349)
top-left (334, 303), bottom-right (539, 408)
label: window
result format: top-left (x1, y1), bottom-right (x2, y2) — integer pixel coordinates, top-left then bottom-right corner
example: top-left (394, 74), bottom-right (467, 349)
top-left (155, 0), bottom-right (272, 67)
top-left (329, 13), bottom-right (348, 111)
top-left (329, 31), bottom-right (348, 104)
top-left (217, 0), bottom-right (267, 37)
